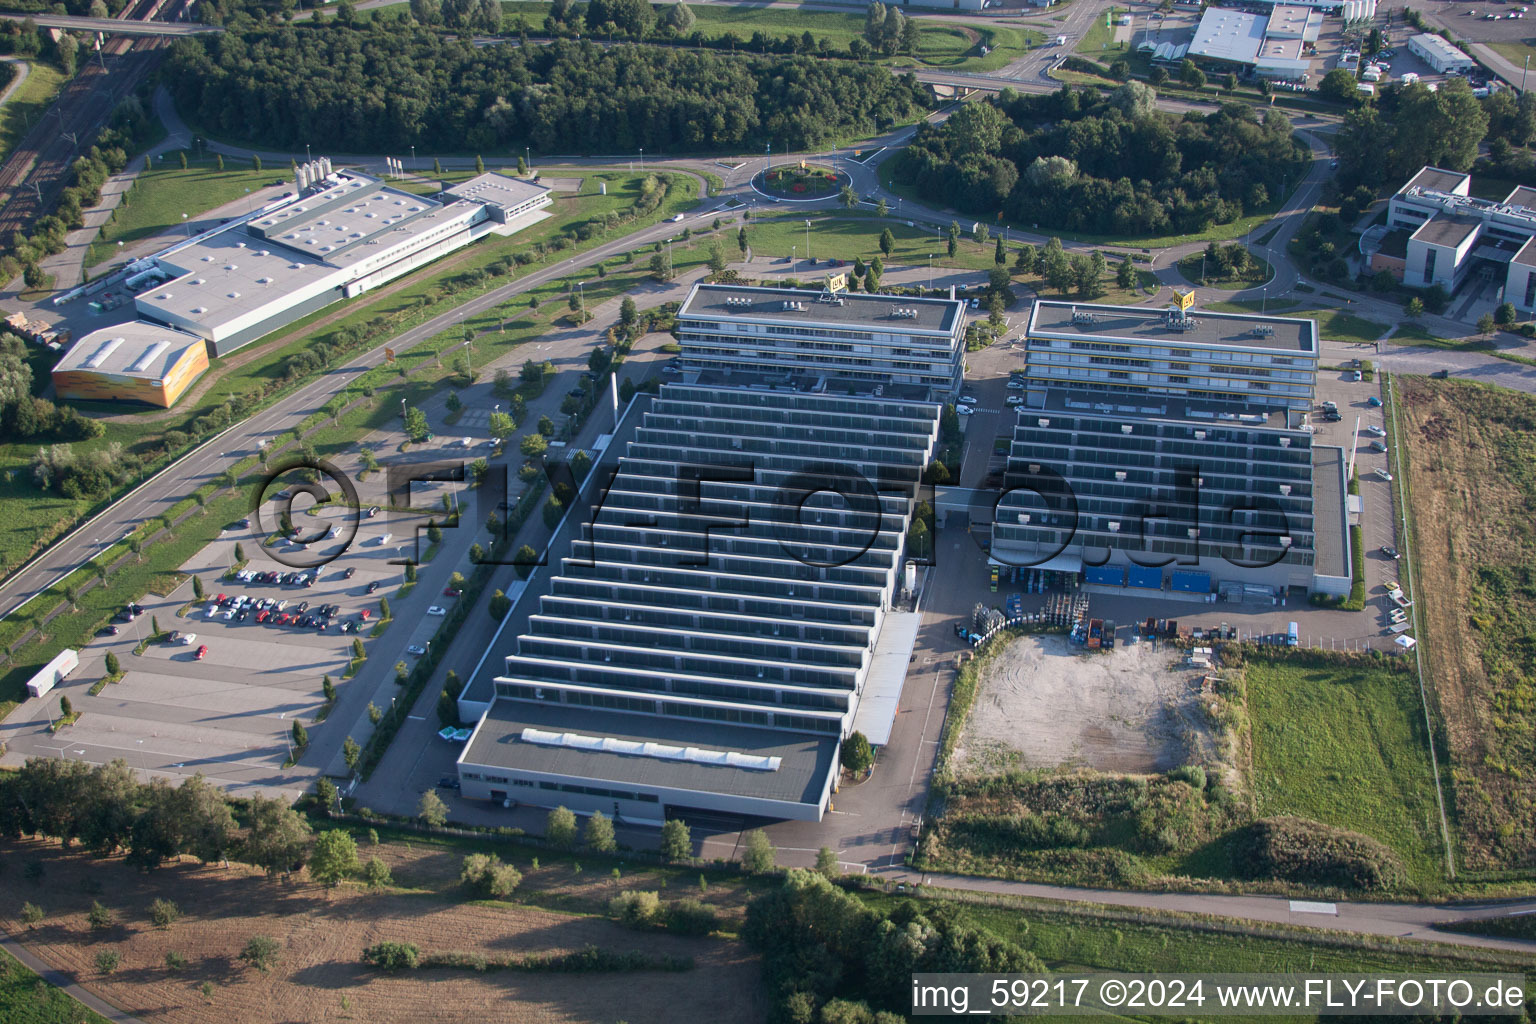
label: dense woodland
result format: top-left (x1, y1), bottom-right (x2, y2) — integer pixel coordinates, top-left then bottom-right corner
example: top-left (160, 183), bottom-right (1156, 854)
top-left (893, 84), bottom-right (1308, 237)
top-left (164, 26), bottom-right (931, 154)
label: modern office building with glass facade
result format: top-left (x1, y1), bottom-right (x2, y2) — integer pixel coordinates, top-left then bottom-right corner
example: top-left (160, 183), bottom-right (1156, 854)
top-left (674, 281), bottom-right (966, 398)
top-left (457, 385), bottom-right (941, 823)
top-left (993, 298), bottom-right (1350, 596)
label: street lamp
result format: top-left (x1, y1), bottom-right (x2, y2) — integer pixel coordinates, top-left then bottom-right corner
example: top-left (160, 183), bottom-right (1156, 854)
top-left (804, 219), bottom-right (811, 267)
top-left (577, 280), bottom-right (586, 312)
top-left (181, 213), bottom-right (190, 239)
top-left (400, 397), bottom-right (406, 420)
top-left (305, 142), bottom-right (312, 164)
top-left (928, 254), bottom-right (933, 292)
top-left (792, 244), bottom-right (797, 271)
top-left (410, 144), bottom-right (416, 169)
top-left (639, 147), bottom-right (644, 172)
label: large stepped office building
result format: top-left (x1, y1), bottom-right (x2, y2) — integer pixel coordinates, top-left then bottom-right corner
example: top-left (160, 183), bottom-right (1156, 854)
top-left (675, 280), bottom-right (966, 399)
top-left (456, 385), bottom-right (940, 823)
top-left (993, 297), bottom-right (1351, 598)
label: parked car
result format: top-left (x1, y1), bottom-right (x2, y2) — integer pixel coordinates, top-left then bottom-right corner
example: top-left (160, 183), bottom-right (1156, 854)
top-left (443, 586), bottom-right (462, 597)
top-left (194, 645), bottom-right (208, 660)
top-left (1370, 440), bottom-right (1388, 453)
top-left (427, 605), bottom-right (448, 616)
top-left (1368, 396), bottom-right (1383, 407)
top-left (1366, 424), bottom-right (1386, 437)
top-left (407, 644), bottom-right (427, 656)
top-left (367, 580), bottom-right (381, 594)
top-left (1374, 467), bottom-right (1394, 481)
top-left (1005, 396), bottom-right (1024, 406)
top-left (437, 775), bottom-right (460, 789)
top-left (178, 633), bottom-right (197, 646)
top-left (1381, 545), bottom-right (1400, 559)
top-left (365, 506), bottom-right (380, 518)
top-left (344, 567), bottom-right (356, 578)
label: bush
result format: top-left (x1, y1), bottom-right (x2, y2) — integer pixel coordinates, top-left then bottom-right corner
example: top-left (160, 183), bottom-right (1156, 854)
top-left (165, 951), bottom-right (188, 971)
top-left (545, 806), bottom-right (578, 847)
top-left (461, 853), bottom-right (522, 898)
top-left (94, 949), bottom-right (121, 974)
top-left (363, 941), bottom-right (421, 972)
top-left (840, 731), bottom-right (874, 773)
top-left (663, 898), bottom-right (719, 936)
top-left (741, 829), bottom-right (776, 874)
top-left (240, 935), bottom-right (282, 973)
top-left (609, 889), bottom-right (662, 927)
top-left (1229, 816), bottom-right (1406, 890)
top-left (19, 902), bottom-right (43, 927)
top-left (1168, 765), bottom-right (1207, 791)
top-left (87, 900), bottom-right (114, 931)
top-left (150, 898), bottom-right (181, 928)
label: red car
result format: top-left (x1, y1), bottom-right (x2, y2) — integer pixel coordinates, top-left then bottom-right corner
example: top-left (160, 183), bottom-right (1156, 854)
top-left (194, 645), bottom-right (208, 660)
top-left (443, 587), bottom-right (461, 597)
top-left (359, 609), bottom-right (371, 621)
top-left (256, 609), bottom-right (270, 623)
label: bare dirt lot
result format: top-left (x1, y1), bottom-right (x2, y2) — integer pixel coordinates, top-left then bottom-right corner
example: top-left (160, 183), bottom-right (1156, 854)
top-left (954, 634), bottom-right (1216, 775)
top-left (1395, 378), bottom-right (1536, 871)
top-left (0, 837), bottom-right (764, 1024)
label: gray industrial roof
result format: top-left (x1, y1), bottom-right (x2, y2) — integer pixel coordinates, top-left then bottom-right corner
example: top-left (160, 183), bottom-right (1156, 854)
top-left (1029, 300), bottom-right (1316, 353)
top-left (1031, 387), bottom-right (1297, 429)
top-left (1410, 214), bottom-right (1481, 249)
top-left (679, 282), bottom-right (962, 334)
top-left (1505, 186), bottom-right (1536, 209)
top-left (1189, 7), bottom-right (1267, 64)
top-left (443, 173), bottom-right (551, 212)
top-left (1513, 236), bottom-right (1536, 268)
top-left (461, 700), bottom-right (839, 804)
top-left (1310, 445), bottom-right (1347, 579)
top-left (1403, 166), bottom-right (1470, 196)
top-left (54, 321), bottom-right (205, 379)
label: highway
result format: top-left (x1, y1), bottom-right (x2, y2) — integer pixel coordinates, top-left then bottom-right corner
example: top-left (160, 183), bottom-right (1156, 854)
top-left (0, 11), bottom-right (214, 35)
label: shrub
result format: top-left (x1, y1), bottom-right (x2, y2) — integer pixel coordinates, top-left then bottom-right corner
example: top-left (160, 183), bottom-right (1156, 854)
top-left (663, 898), bottom-right (719, 936)
top-left (461, 853), bottom-right (522, 898)
top-left (1168, 765), bottom-right (1207, 791)
top-left (94, 949), bottom-right (121, 974)
top-left (1229, 816), bottom-right (1406, 890)
top-left (19, 902), bottom-right (43, 927)
top-left (165, 951), bottom-right (187, 971)
top-left (87, 901), bottom-right (114, 931)
top-left (363, 941), bottom-right (421, 972)
top-left (840, 731), bottom-right (874, 773)
top-left (741, 829), bottom-right (776, 874)
top-left (150, 898), bottom-right (180, 928)
top-left (362, 856), bottom-right (392, 890)
top-left (545, 806), bottom-right (578, 847)
top-left (240, 935), bottom-right (282, 973)
top-left (609, 889), bottom-right (662, 927)
top-left (660, 819), bottom-right (692, 862)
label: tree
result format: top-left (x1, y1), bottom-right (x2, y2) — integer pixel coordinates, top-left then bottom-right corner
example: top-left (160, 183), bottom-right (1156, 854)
top-left (1405, 296), bottom-right (1425, 319)
top-left (816, 846), bottom-right (840, 877)
top-left (648, 251), bottom-right (674, 282)
top-left (741, 829), bottom-right (776, 874)
top-left (610, 889), bottom-right (661, 926)
top-left (104, 651), bottom-right (120, 676)
top-left (240, 935), bottom-right (281, 973)
top-left (403, 406), bottom-right (429, 442)
top-left (707, 238), bottom-right (728, 275)
top-left (322, 675), bottom-right (336, 702)
top-left (1180, 59), bottom-right (1205, 89)
top-left (290, 720), bottom-right (308, 751)
top-left (150, 898), bottom-right (181, 928)
top-left (363, 941), bottom-right (419, 971)
top-left (584, 810), bottom-right (616, 853)
top-left (460, 853), bottom-right (521, 897)
top-left (879, 228), bottom-right (895, 257)
top-left (192, 576), bottom-right (204, 600)
top-left (841, 731), bottom-right (874, 773)
top-left (946, 233), bottom-right (958, 260)
top-left (19, 903), bottom-right (43, 928)
top-left (87, 900), bottom-right (113, 930)
top-left (352, 638), bottom-right (366, 660)
top-left (315, 778), bottom-right (338, 816)
top-left (665, 0), bottom-right (694, 33)
top-left (362, 856), bottom-right (392, 890)
top-left (242, 796), bottom-right (312, 876)
top-left (59, 694), bottom-right (73, 719)
top-left (1117, 257), bottom-right (1137, 291)
top-left (1478, 312), bottom-right (1497, 336)
top-left (660, 819), bottom-right (692, 861)
top-left (521, 433), bottom-right (549, 458)
top-left (343, 737), bottom-right (361, 773)
top-left (308, 830), bottom-right (359, 887)
top-left (252, 154), bottom-right (262, 172)
top-left (94, 950), bottom-right (120, 975)
top-left (1496, 301), bottom-right (1518, 326)
top-left (1320, 68), bottom-right (1359, 104)
top-left (994, 236), bottom-right (1006, 265)
top-left (418, 789), bottom-right (448, 828)
top-left (546, 805), bottom-right (578, 847)
top-left (542, 493), bottom-right (564, 528)
top-left (737, 225), bottom-right (749, 255)
top-left (840, 185), bottom-right (858, 209)
top-left (1221, 72), bottom-right (1237, 93)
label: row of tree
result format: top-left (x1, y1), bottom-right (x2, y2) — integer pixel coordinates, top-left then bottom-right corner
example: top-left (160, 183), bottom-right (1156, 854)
top-left (1335, 78), bottom-right (1490, 190)
top-left (164, 28), bottom-right (931, 154)
top-left (892, 84), bottom-right (1307, 238)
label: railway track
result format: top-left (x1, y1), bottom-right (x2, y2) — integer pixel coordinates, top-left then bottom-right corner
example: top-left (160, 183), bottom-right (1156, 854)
top-left (0, 0), bottom-right (182, 248)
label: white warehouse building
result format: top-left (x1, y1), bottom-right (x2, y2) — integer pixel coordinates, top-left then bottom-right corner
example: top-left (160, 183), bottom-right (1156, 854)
top-left (1407, 33), bottom-right (1475, 75)
top-left (127, 165), bottom-right (551, 356)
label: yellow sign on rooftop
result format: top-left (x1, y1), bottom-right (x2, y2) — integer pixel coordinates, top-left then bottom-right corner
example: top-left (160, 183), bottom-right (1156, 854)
top-left (1173, 288), bottom-right (1196, 312)
top-left (826, 272), bottom-right (848, 293)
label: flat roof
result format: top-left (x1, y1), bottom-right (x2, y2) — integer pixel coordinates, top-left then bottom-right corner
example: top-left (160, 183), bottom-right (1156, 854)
top-left (1266, 4), bottom-right (1310, 35)
top-left (461, 700), bottom-right (839, 805)
top-left (442, 173), bottom-right (551, 211)
top-left (679, 282), bottom-right (962, 335)
top-left (136, 172), bottom-right (483, 333)
top-left (1513, 236), bottom-right (1536, 268)
top-left (849, 612), bottom-right (920, 747)
top-left (53, 321), bottom-right (205, 378)
top-left (1311, 445), bottom-right (1347, 579)
top-left (1189, 7), bottom-right (1267, 64)
top-left (1410, 213), bottom-right (1481, 249)
top-left (1403, 166), bottom-right (1470, 195)
top-left (1028, 300), bottom-right (1316, 353)
top-left (1031, 387), bottom-right (1297, 429)
top-left (1506, 186), bottom-right (1536, 209)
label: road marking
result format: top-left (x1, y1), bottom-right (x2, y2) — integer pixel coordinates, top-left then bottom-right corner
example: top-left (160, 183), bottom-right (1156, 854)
top-left (1289, 900), bottom-right (1338, 915)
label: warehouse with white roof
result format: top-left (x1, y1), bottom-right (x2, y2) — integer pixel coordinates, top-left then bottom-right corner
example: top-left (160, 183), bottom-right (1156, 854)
top-left (51, 320), bottom-right (209, 407)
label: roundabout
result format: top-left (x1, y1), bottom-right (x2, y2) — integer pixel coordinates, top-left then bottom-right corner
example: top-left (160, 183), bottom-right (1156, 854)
top-left (752, 162), bottom-right (849, 202)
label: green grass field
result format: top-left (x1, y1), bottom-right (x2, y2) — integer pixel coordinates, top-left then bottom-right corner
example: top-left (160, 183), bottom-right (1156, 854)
top-left (496, 0), bottom-right (1040, 71)
top-left (0, 62), bottom-right (64, 167)
top-left (740, 212), bottom-right (1002, 274)
top-left (1284, 308), bottom-right (1388, 346)
top-left (84, 158), bottom-right (275, 269)
top-left (0, 946), bottom-right (111, 1024)
top-left (1073, 6), bottom-right (1130, 60)
top-left (1244, 656), bottom-right (1446, 889)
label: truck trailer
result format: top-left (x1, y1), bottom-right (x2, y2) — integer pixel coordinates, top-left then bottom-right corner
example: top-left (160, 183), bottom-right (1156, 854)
top-left (26, 648), bottom-right (79, 698)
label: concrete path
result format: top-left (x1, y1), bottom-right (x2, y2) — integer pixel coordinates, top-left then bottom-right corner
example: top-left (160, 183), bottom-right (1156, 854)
top-left (0, 925), bottom-right (144, 1023)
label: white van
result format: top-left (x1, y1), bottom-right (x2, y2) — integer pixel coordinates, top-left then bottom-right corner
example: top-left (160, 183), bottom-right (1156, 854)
top-left (373, 533), bottom-right (392, 546)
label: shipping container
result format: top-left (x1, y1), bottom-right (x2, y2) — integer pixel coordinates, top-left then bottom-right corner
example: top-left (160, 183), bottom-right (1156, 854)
top-left (26, 648), bottom-right (79, 698)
